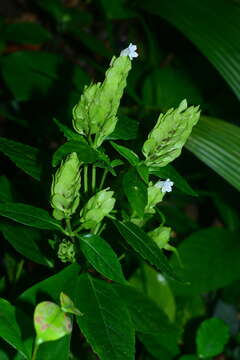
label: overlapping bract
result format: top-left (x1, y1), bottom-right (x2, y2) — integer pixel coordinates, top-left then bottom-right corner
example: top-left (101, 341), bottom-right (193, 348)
top-left (142, 99), bottom-right (200, 167)
top-left (73, 55), bottom-right (132, 148)
top-left (51, 152), bottom-right (81, 220)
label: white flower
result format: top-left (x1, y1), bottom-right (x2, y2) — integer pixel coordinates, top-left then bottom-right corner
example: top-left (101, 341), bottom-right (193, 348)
top-left (120, 43), bottom-right (138, 60)
top-left (155, 178), bottom-right (174, 193)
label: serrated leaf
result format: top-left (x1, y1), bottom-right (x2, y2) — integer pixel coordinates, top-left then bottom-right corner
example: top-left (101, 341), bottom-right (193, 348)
top-left (0, 137), bottom-right (41, 180)
top-left (186, 116), bottom-right (240, 191)
top-left (0, 202), bottom-right (62, 230)
top-left (111, 141), bottom-right (140, 166)
top-left (78, 234), bottom-right (126, 285)
top-left (0, 298), bottom-right (30, 359)
top-left (114, 220), bottom-right (181, 281)
top-left (149, 164), bottom-right (197, 196)
top-left (0, 222), bottom-right (49, 266)
top-left (123, 169), bottom-right (147, 217)
top-left (197, 318), bottom-right (229, 358)
top-left (52, 140), bottom-right (98, 167)
top-left (75, 274), bottom-right (135, 360)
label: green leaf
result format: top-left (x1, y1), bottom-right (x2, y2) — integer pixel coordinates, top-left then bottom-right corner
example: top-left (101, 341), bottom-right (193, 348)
top-left (149, 164), bottom-right (197, 196)
top-left (0, 137), bottom-right (41, 180)
top-left (111, 142), bottom-right (140, 166)
top-left (179, 356), bottom-right (199, 360)
top-left (53, 118), bottom-right (84, 142)
top-left (107, 115), bottom-right (139, 140)
top-left (100, 0), bottom-right (136, 19)
top-left (0, 298), bottom-right (30, 359)
top-left (142, 67), bottom-right (203, 111)
top-left (75, 274), bottom-right (135, 360)
top-left (197, 318), bottom-right (229, 358)
top-left (0, 202), bottom-right (62, 230)
top-left (186, 116), bottom-right (240, 191)
top-left (3, 22), bottom-right (51, 44)
top-left (0, 222), bottom-right (50, 266)
top-left (0, 176), bottom-right (13, 202)
top-left (78, 234), bottom-right (126, 284)
top-left (114, 284), bottom-right (179, 357)
top-left (34, 302), bottom-right (72, 344)
top-left (35, 336), bottom-right (71, 360)
top-left (123, 169), bottom-right (147, 217)
top-left (114, 220), bottom-right (181, 281)
top-left (141, 0), bottom-right (240, 100)
top-left (52, 140), bottom-right (98, 167)
top-left (170, 228), bottom-right (240, 295)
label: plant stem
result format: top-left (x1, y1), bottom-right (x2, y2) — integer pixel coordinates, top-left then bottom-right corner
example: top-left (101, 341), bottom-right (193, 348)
top-left (84, 165), bottom-right (88, 193)
top-left (66, 218), bottom-right (72, 234)
top-left (15, 259), bottom-right (25, 282)
top-left (31, 341), bottom-right (39, 360)
top-left (92, 165), bottom-right (96, 192)
top-left (99, 169), bottom-right (108, 190)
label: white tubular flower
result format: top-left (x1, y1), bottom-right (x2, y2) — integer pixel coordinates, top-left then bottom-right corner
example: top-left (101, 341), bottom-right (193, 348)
top-left (155, 178), bottom-right (174, 193)
top-left (120, 43), bottom-right (138, 60)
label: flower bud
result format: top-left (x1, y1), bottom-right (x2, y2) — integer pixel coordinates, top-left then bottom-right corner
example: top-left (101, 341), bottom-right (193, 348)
top-left (144, 181), bottom-right (164, 214)
top-left (72, 55), bottom-right (132, 148)
top-left (57, 239), bottom-right (76, 263)
top-left (143, 99), bottom-right (200, 167)
top-left (80, 189), bottom-right (115, 229)
top-left (51, 152), bottom-right (81, 220)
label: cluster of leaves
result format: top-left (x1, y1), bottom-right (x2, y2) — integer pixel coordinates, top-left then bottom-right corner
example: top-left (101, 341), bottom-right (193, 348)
top-left (0, 1), bottom-right (240, 360)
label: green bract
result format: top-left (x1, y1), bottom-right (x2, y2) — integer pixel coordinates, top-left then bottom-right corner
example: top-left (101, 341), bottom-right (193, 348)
top-left (148, 226), bottom-right (171, 248)
top-left (145, 181), bottom-right (164, 214)
top-left (72, 55), bottom-right (132, 148)
top-left (51, 152), bottom-right (81, 220)
top-left (142, 99), bottom-right (200, 167)
top-left (58, 239), bottom-right (76, 263)
top-left (80, 189), bottom-right (115, 229)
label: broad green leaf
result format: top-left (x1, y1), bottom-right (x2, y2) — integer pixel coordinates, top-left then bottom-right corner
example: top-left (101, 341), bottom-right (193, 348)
top-left (75, 274), bottom-right (135, 360)
top-left (136, 163), bottom-right (149, 184)
top-left (107, 115), bottom-right (139, 140)
top-left (139, 333), bottom-right (177, 360)
top-left (0, 202), bottom-right (62, 230)
top-left (179, 356), bottom-right (199, 360)
top-left (123, 169), bottom-right (147, 217)
top-left (34, 302), bottom-right (72, 344)
top-left (142, 67), bottom-right (203, 111)
top-left (3, 22), bottom-right (51, 44)
top-left (0, 176), bottom-right (13, 202)
top-left (52, 140), bottom-right (98, 167)
top-left (0, 222), bottom-right (49, 266)
top-left (186, 116), bottom-right (240, 191)
top-left (149, 164), bottom-right (197, 196)
top-left (0, 137), bottom-right (41, 180)
top-left (111, 141), bottom-right (140, 166)
top-left (170, 228), bottom-right (240, 295)
top-left (0, 298), bottom-right (30, 359)
top-left (143, 100), bottom-right (200, 167)
top-left (197, 318), bottom-right (229, 358)
top-left (35, 336), bottom-right (70, 360)
top-left (114, 220), bottom-right (181, 281)
top-left (78, 234), bottom-right (126, 284)
top-left (141, 0), bottom-right (240, 100)
top-left (115, 284), bottom-right (179, 357)
top-left (129, 263), bottom-right (176, 321)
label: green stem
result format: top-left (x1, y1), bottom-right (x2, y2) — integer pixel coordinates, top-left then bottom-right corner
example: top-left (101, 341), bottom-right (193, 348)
top-left (66, 218), bottom-right (72, 234)
top-left (15, 259), bottom-right (25, 282)
top-left (31, 341), bottom-right (39, 360)
top-left (84, 165), bottom-right (88, 193)
top-left (99, 169), bottom-right (108, 190)
top-left (92, 165), bottom-right (96, 192)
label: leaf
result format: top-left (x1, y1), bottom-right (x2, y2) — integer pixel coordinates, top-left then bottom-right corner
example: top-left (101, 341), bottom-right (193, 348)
top-left (0, 176), bottom-right (13, 202)
top-left (107, 115), bottom-right (139, 140)
top-left (114, 220), bottom-right (181, 281)
top-left (75, 274), bottom-right (135, 360)
top-left (52, 140), bottom-right (98, 167)
top-left (0, 222), bottom-right (50, 266)
top-left (114, 284), bottom-right (179, 357)
top-left (197, 318), bottom-right (229, 358)
top-left (78, 234), bottom-right (126, 285)
top-left (149, 164), bottom-right (197, 196)
top-left (100, 0), bottom-right (136, 19)
top-left (141, 0), bottom-right (240, 100)
top-left (34, 302), bottom-right (72, 344)
top-left (142, 67), bottom-right (203, 111)
top-left (3, 22), bottom-right (51, 44)
top-left (170, 227), bottom-right (240, 295)
top-left (111, 141), bottom-right (140, 166)
top-left (186, 116), bottom-right (240, 191)
top-left (53, 118), bottom-right (84, 141)
top-left (0, 298), bottom-right (30, 359)
top-left (0, 202), bottom-right (62, 230)
top-left (179, 356), bottom-right (199, 360)
top-left (0, 137), bottom-right (41, 180)
top-left (35, 336), bottom-right (71, 360)
top-left (123, 169), bottom-right (147, 217)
